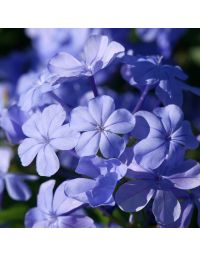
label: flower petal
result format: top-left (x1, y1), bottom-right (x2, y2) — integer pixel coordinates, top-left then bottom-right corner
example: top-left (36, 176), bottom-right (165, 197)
top-left (36, 145), bottom-right (60, 176)
top-left (53, 181), bottom-right (84, 215)
top-left (22, 112), bottom-right (43, 139)
top-left (70, 106), bottom-right (97, 132)
top-left (102, 41), bottom-right (125, 68)
top-left (50, 124), bottom-right (80, 150)
top-left (5, 174), bottom-right (33, 201)
top-left (41, 104), bottom-right (66, 136)
top-left (65, 178), bottom-right (96, 204)
top-left (75, 131), bottom-right (100, 157)
top-left (87, 173), bottom-right (118, 207)
top-left (153, 104), bottom-right (183, 133)
top-left (48, 52), bottom-right (84, 78)
top-left (37, 180), bottom-right (55, 214)
top-left (116, 180), bottom-right (155, 212)
top-left (24, 207), bottom-right (45, 228)
top-left (82, 35), bottom-right (109, 67)
top-left (134, 137), bottom-right (167, 169)
top-left (57, 215), bottom-right (95, 228)
top-left (168, 163), bottom-right (200, 190)
top-left (88, 95), bottom-right (115, 125)
top-left (18, 138), bottom-right (43, 166)
top-left (0, 147), bottom-right (12, 173)
top-left (100, 132), bottom-right (125, 158)
top-left (152, 190), bottom-right (181, 225)
top-left (104, 109), bottom-right (135, 134)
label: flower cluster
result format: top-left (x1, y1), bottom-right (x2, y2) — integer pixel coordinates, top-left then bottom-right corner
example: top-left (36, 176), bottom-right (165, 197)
top-left (1, 28), bottom-right (200, 228)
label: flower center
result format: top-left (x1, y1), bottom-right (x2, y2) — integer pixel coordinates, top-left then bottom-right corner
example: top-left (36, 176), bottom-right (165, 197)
top-left (96, 125), bottom-right (105, 132)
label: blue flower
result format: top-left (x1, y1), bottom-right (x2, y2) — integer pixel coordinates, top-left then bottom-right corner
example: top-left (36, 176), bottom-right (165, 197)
top-left (0, 104), bottom-right (28, 144)
top-left (0, 147), bottom-right (37, 201)
top-left (18, 70), bottom-right (60, 112)
top-left (116, 157), bottom-right (200, 225)
top-left (69, 95), bottom-right (135, 158)
top-left (134, 104), bottom-right (198, 169)
top-left (122, 55), bottom-right (200, 106)
top-left (162, 187), bottom-right (200, 228)
top-left (48, 35), bottom-right (125, 79)
top-left (25, 180), bottom-right (95, 228)
top-left (18, 104), bottom-right (80, 176)
top-left (65, 156), bottom-right (127, 207)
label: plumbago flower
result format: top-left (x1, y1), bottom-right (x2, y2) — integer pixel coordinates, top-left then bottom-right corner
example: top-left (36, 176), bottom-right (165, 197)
top-left (25, 180), bottom-right (95, 228)
top-left (69, 95), bottom-right (135, 158)
top-left (0, 147), bottom-right (37, 201)
top-left (48, 35), bottom-right (125, 79)
top-left (116, 157), bottom-right (200, 225)
top-left (134, 104), bottom-right (198, 170)
top-left (160, 189), bottom-right (200, 228)
top-left (65, 156), bottom-right (127, 207)
top-left (18, 104), bottom-right (80, 176)
top-left (0, 104), bottom-right (28, 144)
top-left (122, 55), bottom-right (200, 106)
top-left (18, 70), bottom-right (60, 112)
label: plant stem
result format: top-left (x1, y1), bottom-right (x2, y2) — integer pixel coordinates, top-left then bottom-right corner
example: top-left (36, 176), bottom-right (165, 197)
top-left (90, 76), bottom-right (99, 97)
top-left (132, 85), bottom-right (150, 114)
top-left (49, 91), bottom-right (72, 110)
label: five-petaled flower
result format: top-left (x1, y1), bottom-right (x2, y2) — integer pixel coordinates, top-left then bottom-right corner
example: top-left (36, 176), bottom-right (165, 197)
top-left (69, 95), bottom-right (135, 158)
top-left (116, 156), bottom-right (200, 225)
top-left (48, 35), bottom-right (125, 79)
top-left (25, 180), bottom-right (95, 228)
top-left (134, 104), bottom-right (198, 170)
top-left (18, 104), bottom-right (80, 176)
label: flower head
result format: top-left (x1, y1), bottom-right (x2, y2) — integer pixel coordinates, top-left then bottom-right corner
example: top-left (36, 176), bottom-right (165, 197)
top-left (18, 104), bottom-right (80, 176)
top-left (134, 104), bottom-right (198, 169)
top-left (48, 35), bottom-right (125, 79)
top-left (116, 157), bottom-right (200, 225)
top-left (70, 95), bottom-right (135, 158)
top-left (65, 156), bottom-right (127, 207)
top-left (25, 180), bottom-right (95, 228)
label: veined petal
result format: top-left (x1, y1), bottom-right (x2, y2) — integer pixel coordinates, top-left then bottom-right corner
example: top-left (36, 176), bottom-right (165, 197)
top-left (134, 137), bottom-right (167, 169)
top-left (22, 112), bottom-right (43, 139)
top-left (102, 41), bottom-right (125, 68)
top-left (24, 207), bottom-right (45, 228)
top-left (116, 180), bottom-right (155, 212)
top-left (153, 104), bottom-right (184, 134)
top-left (70, 106), bottom-right (97, 132)
top-left (36, 145), bottom-right (60, 176)
top-left (50, 124), bottom-right (80, 150)
top-left (41, 104), bottom-right (66, 136)
top-left (75, 131), bottom-right (100, 157)
top-left (82, 35), bottom-right (109, 67)
top-left (37, 180), bottom-right (55, 214)
top-left (104, 109), bottom-right (135, 134)
top-left (100, 132), bottom-right (125, 158)
top-left (48, 52), bottom-right (84, 78)
top-left (168, 163), bottom-right (200, 190)
top-left (152, 190), bottom-right (181, 225)
top-left (5, 174), bottom-right (32, 201)
top-left (53, 181), bottom-right (84, 215)
top-left (18, 138), bottom-right (43, 166)
top-left (65, 178), bottom-right (96, 204)
top-left (88, 95), bottom-right (115, 126)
